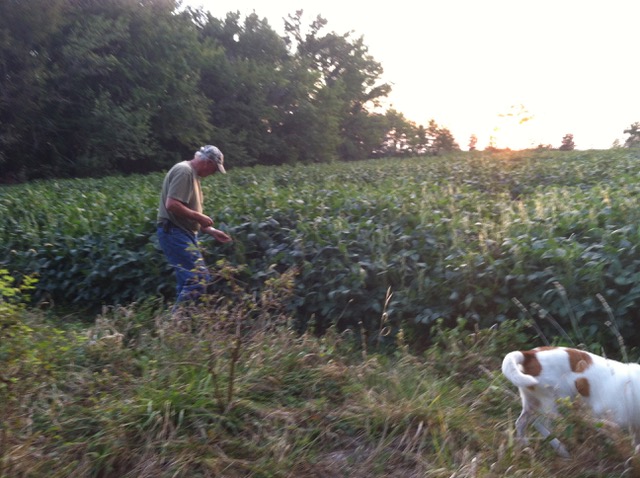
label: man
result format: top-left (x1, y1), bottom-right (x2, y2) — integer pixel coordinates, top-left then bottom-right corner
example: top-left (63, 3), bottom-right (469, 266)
top-left (157, 145), bottom-right (232, 313)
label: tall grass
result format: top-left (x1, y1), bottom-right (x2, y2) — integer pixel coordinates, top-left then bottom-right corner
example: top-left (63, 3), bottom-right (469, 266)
top-left (2, 263), bottom-right (640, 477)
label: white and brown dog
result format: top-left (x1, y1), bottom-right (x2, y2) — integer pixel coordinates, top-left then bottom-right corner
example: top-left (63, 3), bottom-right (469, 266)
top-left (502, 346), bottom-right (640, 457)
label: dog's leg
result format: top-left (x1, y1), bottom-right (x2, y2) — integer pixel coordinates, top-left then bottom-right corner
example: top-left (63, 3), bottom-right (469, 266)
top-left (515, 409), bottom-right (531, 444)
top-left (533, 418), bottom-right (570, 458)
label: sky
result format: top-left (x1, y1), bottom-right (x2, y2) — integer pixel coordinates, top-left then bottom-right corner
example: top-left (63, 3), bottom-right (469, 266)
top-left (182, 0), bottom-right (639, 150)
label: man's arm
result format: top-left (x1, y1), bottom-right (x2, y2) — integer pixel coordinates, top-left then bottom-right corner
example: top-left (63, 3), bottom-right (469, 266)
top-left (165, 197), bottom-right (214, 229)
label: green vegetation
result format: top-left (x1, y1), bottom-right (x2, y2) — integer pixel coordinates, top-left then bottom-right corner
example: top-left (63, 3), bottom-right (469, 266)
top-left (3, 149), bottom-right (640, 350)
top-left (0, 0), bottom-right (463, 182)
top-left (3, 150), bottom-right (640, 475)
top-left (3, 262), bottom-right (640, 477)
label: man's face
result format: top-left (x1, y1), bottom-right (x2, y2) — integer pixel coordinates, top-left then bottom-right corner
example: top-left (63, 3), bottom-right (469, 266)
top-left (203, 160), bottom-right (219, 177)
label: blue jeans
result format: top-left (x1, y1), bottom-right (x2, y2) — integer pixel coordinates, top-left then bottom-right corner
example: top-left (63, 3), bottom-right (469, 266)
top-left (157, 225), bottom-right (211, 309)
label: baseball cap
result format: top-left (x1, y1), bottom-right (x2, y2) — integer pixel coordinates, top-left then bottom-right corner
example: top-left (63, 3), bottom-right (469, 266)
top-left (199, 145), bottom-right (226, 174)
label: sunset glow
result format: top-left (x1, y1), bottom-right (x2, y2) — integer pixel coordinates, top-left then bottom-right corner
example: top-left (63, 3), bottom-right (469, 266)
top-left (184, 0), bottom-right (640, 150)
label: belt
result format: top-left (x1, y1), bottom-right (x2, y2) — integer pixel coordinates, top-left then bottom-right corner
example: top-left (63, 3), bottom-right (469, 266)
top-left (157, 219), bottom-right (176, 233)
top-left (157, 219), bottom-right (195, 236)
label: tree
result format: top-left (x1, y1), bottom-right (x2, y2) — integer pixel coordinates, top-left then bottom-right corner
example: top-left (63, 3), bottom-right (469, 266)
top-left (372, 110), bottom-right (434, 158)
top-left (0, 4), bottom-right (400, 179)
top-left (431, 127), bottom-right (460, 155)
top-left (378, 109), bottom-right (414, 157)
top-left (54, 0), bottom-right (212, 174)
top-left (1, 0), bottom-right (213, 179)
top-left (623, 122), bottom-right (640, 149)
top-left (559, 133), bottom-right (575, 151)
top-left (426, 119), bottom-right (460, 155)
top-left (468, 134), bottom-right (478, 151)
top-left (0, 0), bottom-right (67, 180)
top-left (197, 11), bottom-right (314, 166)
top-left (410, 124), bottom-right (430, 156)
top-left (284, 11), bottom-right (391, 161)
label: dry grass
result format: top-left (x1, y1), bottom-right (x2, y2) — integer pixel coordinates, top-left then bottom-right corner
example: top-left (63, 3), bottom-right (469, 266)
top-left (2, 271), bottom-right (639, 477)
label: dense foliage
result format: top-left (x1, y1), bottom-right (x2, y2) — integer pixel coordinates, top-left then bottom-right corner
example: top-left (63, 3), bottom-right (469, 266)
top-left (3, 150), bottom-right (640, 350)
top-left (0, 0), bottom-right (459, 182)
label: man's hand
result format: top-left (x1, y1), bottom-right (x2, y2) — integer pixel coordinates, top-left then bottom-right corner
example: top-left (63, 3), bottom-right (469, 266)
top-left (202, 226), bottom-right (233, 243)
top-left (197, 214), bottom-right (214, 229)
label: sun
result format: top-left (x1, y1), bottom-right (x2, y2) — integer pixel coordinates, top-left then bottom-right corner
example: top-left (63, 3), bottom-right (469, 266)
top-left (487, 104), bottom-right (537, 150)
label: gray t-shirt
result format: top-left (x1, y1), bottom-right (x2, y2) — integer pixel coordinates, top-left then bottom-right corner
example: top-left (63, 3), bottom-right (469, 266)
top-left (157, 161), bottom-right (203, 234)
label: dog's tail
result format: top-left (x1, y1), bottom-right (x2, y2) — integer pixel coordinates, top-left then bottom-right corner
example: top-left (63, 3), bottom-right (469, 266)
top-left (502, 351), bottom-right (539, 388)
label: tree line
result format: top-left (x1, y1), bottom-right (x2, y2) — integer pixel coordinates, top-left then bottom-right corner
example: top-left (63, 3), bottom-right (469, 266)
top-left (2, 1), bottom-right (638, 182)
top-left (0, 0), bottom-right (461, 182)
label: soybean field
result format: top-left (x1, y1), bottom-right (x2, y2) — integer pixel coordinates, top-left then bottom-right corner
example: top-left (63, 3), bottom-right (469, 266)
top-left (2, 149), bottom-right (640, 348)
